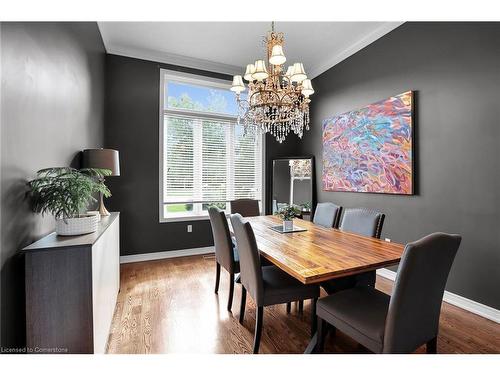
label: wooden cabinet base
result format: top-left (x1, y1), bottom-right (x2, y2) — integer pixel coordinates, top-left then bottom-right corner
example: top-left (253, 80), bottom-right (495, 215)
top-left (23, 213), bottom-right (120, 353)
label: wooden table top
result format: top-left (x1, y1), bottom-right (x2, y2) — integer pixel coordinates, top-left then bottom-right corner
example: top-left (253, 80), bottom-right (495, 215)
top-left (230, 215), bottom-right (405, 285)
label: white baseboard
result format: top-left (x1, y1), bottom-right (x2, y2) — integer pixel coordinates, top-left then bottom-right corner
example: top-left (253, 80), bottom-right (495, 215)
top-left (120, 246), bottom-right (215, 264)
top-left (376, 268), bottom-right (399, 281)
top-left (376, 268), bottom-right (500, 324)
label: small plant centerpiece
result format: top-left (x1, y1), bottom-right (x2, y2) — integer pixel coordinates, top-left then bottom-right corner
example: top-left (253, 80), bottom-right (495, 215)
top-left (29, 167), bottom-right (112, 236)
top-left (276, 204), bottom-right (301, 232)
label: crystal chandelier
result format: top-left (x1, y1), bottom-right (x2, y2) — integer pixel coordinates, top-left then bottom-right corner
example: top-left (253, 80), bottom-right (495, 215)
top-left (231, 22), bottom-right (314, 143)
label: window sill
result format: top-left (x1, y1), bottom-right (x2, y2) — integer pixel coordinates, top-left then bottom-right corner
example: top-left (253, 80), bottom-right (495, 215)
top-left (159, 211), bottom-right (264, 223)
top-left (159, 215), bottom-right (211, 223)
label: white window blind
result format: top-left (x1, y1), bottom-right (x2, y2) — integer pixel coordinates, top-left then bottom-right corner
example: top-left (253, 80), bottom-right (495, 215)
top-left (160, 71), bottom-right (263, 221)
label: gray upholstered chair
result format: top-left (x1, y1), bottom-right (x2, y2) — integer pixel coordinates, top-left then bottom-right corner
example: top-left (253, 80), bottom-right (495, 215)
top-left (321, 207), bottom-right (385, 294)
top-left (230, 213), bottom-right (320, 353)
top-left (208, 207), bottom-right (240, 311)
top-left (315, 232), bottom-right (461, 354)
top-left (340, 208), bottom-right (385, 238)
top-left (231, 199), bottom-right (260, 217)
top-left (313, 202), bottom-right (342, 228)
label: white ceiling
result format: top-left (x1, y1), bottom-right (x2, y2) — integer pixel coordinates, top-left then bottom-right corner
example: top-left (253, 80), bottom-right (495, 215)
top-left (98, 22), bottom-right (403, 78)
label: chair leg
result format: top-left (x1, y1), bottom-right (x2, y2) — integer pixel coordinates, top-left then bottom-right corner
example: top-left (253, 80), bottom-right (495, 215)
top-left (317, 316), bottom-right (327, 353)
top-left (239, 286), bottom-right (247, 323)
top-left (426, 337), bottom-right (437, 354)
top-left (286, 302), bottom-right (291, 313)
top-left (311, 298), bottom-right (318, 337)
top-left (253, 306), bottom-right (264, 354)
top-left (214, 262), bottom-right (221, 294)
top-left (227, 272), bottom-right (235, 311)
top-left (298, 300), bottom-right (304, 313)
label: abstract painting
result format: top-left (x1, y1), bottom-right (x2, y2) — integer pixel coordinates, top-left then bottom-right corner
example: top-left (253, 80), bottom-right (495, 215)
top-left (322, 91), bottom-right (413, 194)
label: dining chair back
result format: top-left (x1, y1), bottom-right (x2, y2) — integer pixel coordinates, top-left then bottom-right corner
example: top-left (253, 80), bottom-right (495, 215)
top-left (230, 213), bottom-right (264, 304)
top-left (383, 232), bottom-right (462, 353)
top-left (231, 199), bottom-right (260, 217)
top-left (313, 202), bottom-right (342, 228)
top-left (340, 208), bottom-right (385, 238)
top-left (209, 207), bottom-right (237, 273)
top-left (208, 206), bottom-right (240, 311)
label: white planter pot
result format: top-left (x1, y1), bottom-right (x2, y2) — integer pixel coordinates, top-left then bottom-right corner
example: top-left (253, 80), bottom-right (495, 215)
top-left (283, 220), bottom-right (294, 232)
top-left (86, 211), bottom-right (101, 222)
top-left (55, 214), bottom-right (99, 236)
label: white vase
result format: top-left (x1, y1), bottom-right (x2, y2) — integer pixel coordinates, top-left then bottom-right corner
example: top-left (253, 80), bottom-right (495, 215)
top-left (55, 214), bottom-right (99, 236)
top-left (283, 220), bottom-right (294, 232)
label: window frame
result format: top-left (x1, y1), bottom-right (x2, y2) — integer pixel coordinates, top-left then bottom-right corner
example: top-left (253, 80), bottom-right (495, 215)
top-left (159, 69), bottom-right (266, 223)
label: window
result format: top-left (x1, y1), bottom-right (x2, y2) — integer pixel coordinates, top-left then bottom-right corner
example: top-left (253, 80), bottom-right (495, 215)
top-left (159, 70), bottom-right (264, 221)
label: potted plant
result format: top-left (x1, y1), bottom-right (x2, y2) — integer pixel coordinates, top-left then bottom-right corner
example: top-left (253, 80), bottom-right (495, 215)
top-left (276, 204), bottom-right (300, 232)
top-left (28, 167), bottom-right (111, 236)
top-left (301, 202), bottom-right (312, 213)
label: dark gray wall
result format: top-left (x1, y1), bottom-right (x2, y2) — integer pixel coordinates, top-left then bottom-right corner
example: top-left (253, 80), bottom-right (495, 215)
top-left (105, 55), bottom-right (221, 255)
top-left (105, 54), bottom-right (301, 255)
top-left (0, 22), bottom-right (106, 348)
top-left (299, 22), bottom-right (500, 309)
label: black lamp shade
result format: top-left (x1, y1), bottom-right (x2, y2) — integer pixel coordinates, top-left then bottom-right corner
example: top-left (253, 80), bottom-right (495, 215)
top-left (82, 149), bottom-right (120, 176)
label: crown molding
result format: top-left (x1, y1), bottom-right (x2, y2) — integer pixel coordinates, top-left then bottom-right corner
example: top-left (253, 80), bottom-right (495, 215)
top-left (308, 22), bottom-right (404, 79)
top-left (98, 22), bottom-right (404, 81)
top-left (104, 43), bottom-right (242, 77)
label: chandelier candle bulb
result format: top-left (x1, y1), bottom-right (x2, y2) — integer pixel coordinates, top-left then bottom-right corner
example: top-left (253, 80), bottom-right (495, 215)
top-left (231, 75), bottom-right (245, 93)
top-left (291, 62), bottom-right (307, 83)
top-left (301, 79), bottom-right (314, 97)
top-left (252, 60), bottom-right (269, 81)
top-left (244, 64), bottom-right (256, 81)
top-left (269, 44), bottom-right (286, 65)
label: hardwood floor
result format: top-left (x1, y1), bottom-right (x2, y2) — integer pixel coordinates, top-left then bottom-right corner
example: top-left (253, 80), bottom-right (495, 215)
top-left (106, 255), bottom-right (500, 354)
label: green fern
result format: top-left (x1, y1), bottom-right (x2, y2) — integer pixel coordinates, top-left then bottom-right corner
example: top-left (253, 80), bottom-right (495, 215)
top-left (28, 167), bottom-right (112, 219)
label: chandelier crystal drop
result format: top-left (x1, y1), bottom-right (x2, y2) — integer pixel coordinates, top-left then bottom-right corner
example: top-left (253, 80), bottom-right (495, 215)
top-left (231, 22), bottom-right (314, 143)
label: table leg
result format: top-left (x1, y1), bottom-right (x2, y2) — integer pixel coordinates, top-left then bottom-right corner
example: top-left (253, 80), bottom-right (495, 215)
top-left (304, 333), bottom-right (318, 354)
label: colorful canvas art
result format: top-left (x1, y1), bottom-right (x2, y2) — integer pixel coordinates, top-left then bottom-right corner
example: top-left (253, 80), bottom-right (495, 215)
top-left (322, 91), bottom-right (413, 194)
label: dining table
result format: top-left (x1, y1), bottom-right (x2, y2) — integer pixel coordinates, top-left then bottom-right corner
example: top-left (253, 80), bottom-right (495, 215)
top-left (228, 214), bottom-right (406, 353)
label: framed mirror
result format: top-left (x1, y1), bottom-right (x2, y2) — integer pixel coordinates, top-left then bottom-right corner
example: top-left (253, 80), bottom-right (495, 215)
top-left (271, 157), bottom-right (315, 221)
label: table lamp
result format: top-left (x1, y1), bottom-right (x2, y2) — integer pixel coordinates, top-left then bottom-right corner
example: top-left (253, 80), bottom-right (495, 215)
top-left (82, 148), bottom-right (120, 216)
